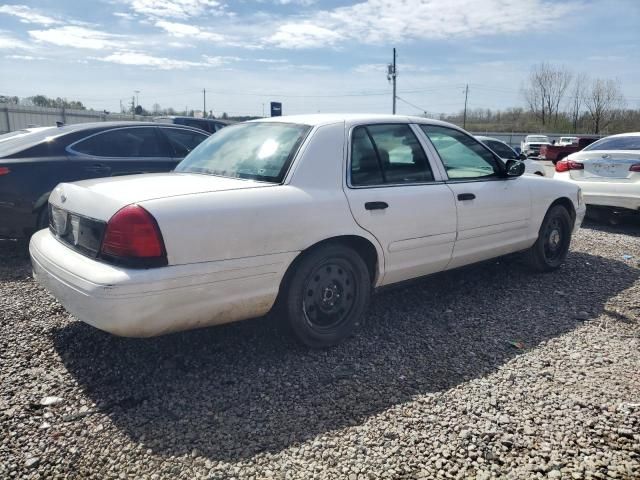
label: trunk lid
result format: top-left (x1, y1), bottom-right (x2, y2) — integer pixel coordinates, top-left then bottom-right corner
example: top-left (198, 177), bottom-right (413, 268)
top-left (49, 172), bottom-right (273, 221)
top-left (568, 150), bottom-right (640, 181)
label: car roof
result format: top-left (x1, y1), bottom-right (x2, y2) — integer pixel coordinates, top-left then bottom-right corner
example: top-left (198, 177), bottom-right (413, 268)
top-left (248, 113), bottom-right (463, 129)
top-left (600, 132), bottom-right (640, 138)
top-left (475, 135), bottom-right (508, 144)
top-left (0, 121), bottom-right (208, 158)
top-left (154, 116), bottom-right (232, 124)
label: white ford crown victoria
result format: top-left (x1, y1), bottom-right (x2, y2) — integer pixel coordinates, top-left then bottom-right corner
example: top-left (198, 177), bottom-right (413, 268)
top-left (31, 114), bottom-right (585, 347)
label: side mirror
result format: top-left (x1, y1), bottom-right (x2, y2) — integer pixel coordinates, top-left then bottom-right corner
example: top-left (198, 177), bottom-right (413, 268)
top-left (518, 152), bottom-right (527, 160)
top-left (505, 159), bottom-right (525, 177)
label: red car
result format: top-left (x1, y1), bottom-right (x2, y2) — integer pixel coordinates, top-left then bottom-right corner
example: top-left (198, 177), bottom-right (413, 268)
top-left (539, 137), bottom-right (599, 163)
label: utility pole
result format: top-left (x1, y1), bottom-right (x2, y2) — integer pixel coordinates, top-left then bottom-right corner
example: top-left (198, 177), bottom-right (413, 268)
top-left (463, 84), bottom-right (469, 129)
top-left (387, 48), bottom-right (397, 114)
top-left (131, 96), bottom-right (135, 117)
top-left (203, 88), bottom-right (206, 118)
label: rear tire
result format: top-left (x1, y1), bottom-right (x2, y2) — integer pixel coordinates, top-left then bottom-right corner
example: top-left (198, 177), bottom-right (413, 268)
top-left (284, 244), bottom-right (371, 348)
top-left (524, 205), bottom-right (572, 272)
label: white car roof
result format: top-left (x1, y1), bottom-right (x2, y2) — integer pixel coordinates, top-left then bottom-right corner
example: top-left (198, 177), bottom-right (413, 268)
top-left (600, 132), bottom-right (640, 138)
top-left (250, 113), bottom-right (461, 129)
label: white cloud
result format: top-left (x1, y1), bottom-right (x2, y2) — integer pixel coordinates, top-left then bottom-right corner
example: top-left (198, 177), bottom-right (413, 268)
top-left (273, 0), bottom-right (317, 5)
top-left (113, 11), bottom-right (136, 19)
top-left (0, 32), bottom-right (33, 50)
top-left (267, 22), bottom-right (343, 48)
top-left (96, 50), bottom-right (209, 69)
top-left (255, 58), bottom-right (289, 63)
top-left (124, 0), bottom-right (225, 19)
top-left (0, 4), bottom-right (61, 26)
top-left (155, 20), bottom-right (225, 41)
top-left (202, 55), bottom-right (241, 66)
top-left (5, 54), bottom-right (45, 61)
top-left (28, 26), bottom-right (126, 50)
top-left (267, 0), bottom-right (577, 48)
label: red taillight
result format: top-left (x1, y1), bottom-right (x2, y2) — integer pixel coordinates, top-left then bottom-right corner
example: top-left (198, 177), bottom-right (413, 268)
top-left (100, 205), bottom-right (166, 266)
top-left (0, 167), bottom-right (10, 176)
top-left (556, 160), bottom-right (584, 173)
top-left (630, 163), bottom-right (640, 172)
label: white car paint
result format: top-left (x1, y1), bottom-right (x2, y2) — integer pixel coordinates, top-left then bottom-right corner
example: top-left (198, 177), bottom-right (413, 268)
top-left (475, 136), bottom-right (547, 176)
top-left (553, 132), bottom-right (640, 211)
top-left (31, 114), bottom-right (585, 337)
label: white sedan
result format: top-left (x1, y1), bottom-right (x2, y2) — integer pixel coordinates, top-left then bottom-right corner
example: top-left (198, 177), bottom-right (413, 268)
top-left (554, 132), bottom-right (640, 215)
top-left (475, 136), bottom-right (547, 176)
top-left (31, 114), bottom-right (585, 347)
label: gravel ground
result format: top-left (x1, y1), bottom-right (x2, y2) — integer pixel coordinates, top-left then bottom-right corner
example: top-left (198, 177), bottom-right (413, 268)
top-left (1, 220), bottom-right (639, 479)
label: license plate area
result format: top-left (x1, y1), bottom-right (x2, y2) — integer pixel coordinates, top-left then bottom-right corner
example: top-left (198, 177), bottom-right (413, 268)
top-left (49, 204), bottom-right (106, 258)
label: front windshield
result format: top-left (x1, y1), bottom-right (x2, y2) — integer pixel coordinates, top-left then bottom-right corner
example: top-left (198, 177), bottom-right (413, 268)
top-left (584, 135), bottom-right (640, 151)
top-left (175, 122), bottom-right (311, 183)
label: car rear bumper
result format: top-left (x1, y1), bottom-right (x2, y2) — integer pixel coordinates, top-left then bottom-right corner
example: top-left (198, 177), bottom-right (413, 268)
top-left (554, 173), bottom-right (640, 211)
top-left (30, 229), bottom-right (296, 337)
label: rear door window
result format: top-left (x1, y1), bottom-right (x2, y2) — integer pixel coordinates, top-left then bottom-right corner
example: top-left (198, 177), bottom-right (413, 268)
top-left (161, 127), bottom-right (209, 158)
top-left (350, 124), bottom-right (434, 186)
top-left (71, 127), bottom-right (170, 158)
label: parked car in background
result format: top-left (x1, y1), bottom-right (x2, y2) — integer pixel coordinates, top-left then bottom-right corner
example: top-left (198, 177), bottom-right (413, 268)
top-left (0, 122), bottom-right (209, 240)
top-left (557, 136), bottom-right (578, 146)
top-left (475, 135), bottom-right (546, 176)
top-left (153, 116), bottom-right (232, 134)
top-left (521, 135), bottom-right (551, 157)
top-left (554, 132), bottom-right (640, 221)
top-left (539, 136), bottom-right (599, 163)
top-left (31, 114), bottom-right (584, 348)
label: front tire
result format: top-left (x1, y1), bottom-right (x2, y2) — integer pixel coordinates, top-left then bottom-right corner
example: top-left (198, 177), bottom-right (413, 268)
top-left (524, 205), bottom-right (572, 272)
top-left (284, 244), bottom-right (371, 348)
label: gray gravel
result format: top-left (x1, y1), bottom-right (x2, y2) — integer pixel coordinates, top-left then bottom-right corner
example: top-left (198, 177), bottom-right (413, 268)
top-left (1, 220), bottom-right (639, 479)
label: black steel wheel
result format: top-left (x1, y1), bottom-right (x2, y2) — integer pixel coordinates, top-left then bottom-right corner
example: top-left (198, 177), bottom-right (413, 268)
top-left (525, 205), bottom-right (572, 272)
top-left (284, 244), bottom-right (371, 348)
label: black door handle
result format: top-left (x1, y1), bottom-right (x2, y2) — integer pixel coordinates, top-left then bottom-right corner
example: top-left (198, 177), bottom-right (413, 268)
top-left (457, 193), bottom-right (476, 201)
top-left (365, 201), bottom-right (389, 210)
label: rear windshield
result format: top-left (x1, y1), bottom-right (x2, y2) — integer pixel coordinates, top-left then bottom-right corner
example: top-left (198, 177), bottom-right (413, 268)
top-left (0, 127), bottom-right (59, 157)
top-left (175, 122), bottom-right (311, 183)
top-left (527, 136), bottom-right (549, 143)
top-left (584, 136), bottom-right (640, 151)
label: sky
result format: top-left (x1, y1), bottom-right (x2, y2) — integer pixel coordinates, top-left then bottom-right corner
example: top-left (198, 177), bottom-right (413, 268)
top-left (0, 0), bottom-right (639, 117)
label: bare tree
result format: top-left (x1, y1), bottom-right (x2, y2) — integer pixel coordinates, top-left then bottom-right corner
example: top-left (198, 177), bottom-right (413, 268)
top-left (152, 103), bottom-right (162, 115)
top-left (585, 78), bottom-right (626, 134)
top-left (568, 73), bottom-right (588, 133)
top-left (522, 62), bottom-right (572, 127)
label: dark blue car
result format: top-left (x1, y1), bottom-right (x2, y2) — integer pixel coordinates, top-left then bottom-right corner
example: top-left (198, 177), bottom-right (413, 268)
top-left (0, 121), bottom-right (209, 240)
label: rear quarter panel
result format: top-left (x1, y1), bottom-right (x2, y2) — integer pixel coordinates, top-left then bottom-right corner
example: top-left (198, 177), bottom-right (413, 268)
top-left (140, 122), bottom-right (385, 274)
top-left (0, 156), bottom-right (73, 237)
top-left (521, 175), bottom-right (581, 237)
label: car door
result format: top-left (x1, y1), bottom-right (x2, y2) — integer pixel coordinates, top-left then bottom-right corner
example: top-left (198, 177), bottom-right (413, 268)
top-left (343, 123), bottom-right (457, 286)
top-left (159, 126), bottom-right (209, 163)
top-left (419, 124), bottom-right (531, 269)
top-left (67, 126), bottom-right (176, 176)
